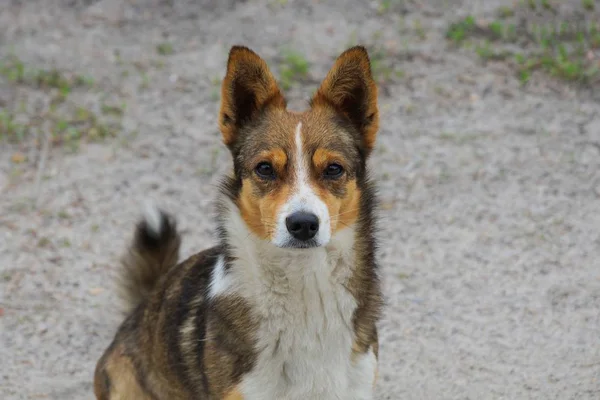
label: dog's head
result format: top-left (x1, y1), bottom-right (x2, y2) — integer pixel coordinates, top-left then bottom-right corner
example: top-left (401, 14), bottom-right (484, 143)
top-left (219, 46), bottom-right (378, 249)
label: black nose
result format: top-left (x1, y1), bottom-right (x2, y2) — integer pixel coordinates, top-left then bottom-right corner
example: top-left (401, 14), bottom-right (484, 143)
top-left (285, 212), bottom-right (319, 241)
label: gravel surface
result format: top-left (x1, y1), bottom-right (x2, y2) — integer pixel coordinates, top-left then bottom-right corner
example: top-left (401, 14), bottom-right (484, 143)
top-left (1, 1), bottom-right (599, 399)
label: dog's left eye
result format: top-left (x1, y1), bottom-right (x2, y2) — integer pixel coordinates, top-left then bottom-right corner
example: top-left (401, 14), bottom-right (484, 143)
top-left (255, 162), bottom-right (276, 180)
top-left (323, 163), bottom-right (344, 179)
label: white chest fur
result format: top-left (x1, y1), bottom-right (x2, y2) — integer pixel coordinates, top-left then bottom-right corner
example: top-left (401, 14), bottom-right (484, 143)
top-left (209, 210), bottom-right (376, 399)
top-left (238, 247), bottom-right (373, 400)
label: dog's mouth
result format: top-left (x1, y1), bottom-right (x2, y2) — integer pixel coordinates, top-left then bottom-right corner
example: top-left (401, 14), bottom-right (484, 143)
top-left (279, 238), bottom-right (320, 249)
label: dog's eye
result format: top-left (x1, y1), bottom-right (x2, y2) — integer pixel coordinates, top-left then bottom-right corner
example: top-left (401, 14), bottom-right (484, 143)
top-left (323, 163), bottom-right (344, 179)
top-left (255, 162), bottom-right (276, 180)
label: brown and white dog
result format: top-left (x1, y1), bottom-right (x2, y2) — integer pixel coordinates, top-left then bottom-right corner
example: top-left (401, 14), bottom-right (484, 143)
top-left (94, 45), bottom-right (383, 400)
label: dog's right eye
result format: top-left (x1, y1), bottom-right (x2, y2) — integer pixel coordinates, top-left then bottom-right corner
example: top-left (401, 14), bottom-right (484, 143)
top-left (255, 162), bottom-right (276, 180)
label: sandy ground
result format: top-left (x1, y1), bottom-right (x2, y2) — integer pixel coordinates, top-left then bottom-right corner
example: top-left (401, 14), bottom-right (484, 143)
top-left (1, 0), bottom-right (600, 399)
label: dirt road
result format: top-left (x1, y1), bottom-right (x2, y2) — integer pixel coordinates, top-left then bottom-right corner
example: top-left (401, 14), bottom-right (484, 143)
top-left (1, 1), bottom-right (599, 399)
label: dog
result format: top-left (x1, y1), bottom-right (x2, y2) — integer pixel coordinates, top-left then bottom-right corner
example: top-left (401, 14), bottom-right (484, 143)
top-left (94, 45), bottom-right (383, 400)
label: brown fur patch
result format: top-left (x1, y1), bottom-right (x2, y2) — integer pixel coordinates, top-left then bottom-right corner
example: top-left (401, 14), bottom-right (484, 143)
top-left (336, 180), bottom-right (361, 231)
top-left (238, 177), bottom-right (292, 240)
top-left (254, 148), bottom-right (288, 173)
top-left (311, 148), bottom-right (362, 233)
top-left (312, 180), bottom-right (361, 233)
top-left (311, 46), bottom-right (379, 154)
top-left (312, 148), bottom-right (345, 170)
top-left (224, 387), bottom-right (244, 400)
top-left (219, 46), bottom-right (286, 148)
top-left (95, 345), bottom-right (152, 400)
top-left (203, 295), bottom-right (257, 398)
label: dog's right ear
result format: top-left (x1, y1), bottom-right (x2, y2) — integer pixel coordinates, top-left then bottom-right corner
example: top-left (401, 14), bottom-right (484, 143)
top-left (219, 46), bottom-right (286, 148)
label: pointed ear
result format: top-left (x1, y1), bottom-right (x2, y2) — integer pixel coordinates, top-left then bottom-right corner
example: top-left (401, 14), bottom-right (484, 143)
top-left (219, 46), bottom-right (286, 148)
top-left (311, 46), bottom-right (379, 153)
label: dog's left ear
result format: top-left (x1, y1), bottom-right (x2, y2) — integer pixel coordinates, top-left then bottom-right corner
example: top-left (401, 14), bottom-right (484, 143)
top-left (311, 46), bottom-right (379, 154)
top-left (219, 46), bottom-right (286, 148)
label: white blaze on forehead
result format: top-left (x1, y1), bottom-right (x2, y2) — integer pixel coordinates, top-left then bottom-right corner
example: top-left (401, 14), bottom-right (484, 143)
top-left (294, 122), bottom-right (307, 186)
top-left (293, 121), bottom-right (313, 198)
top-left (271, 121), bottom-right (332, 247)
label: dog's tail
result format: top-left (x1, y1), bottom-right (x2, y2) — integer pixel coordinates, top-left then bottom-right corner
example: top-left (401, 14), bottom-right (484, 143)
top-left (118, 203), bottom-right (181, 313)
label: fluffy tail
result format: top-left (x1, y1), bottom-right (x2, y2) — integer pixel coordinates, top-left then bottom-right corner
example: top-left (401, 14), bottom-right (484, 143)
top-left (118, 204), bottom-right (181, 312)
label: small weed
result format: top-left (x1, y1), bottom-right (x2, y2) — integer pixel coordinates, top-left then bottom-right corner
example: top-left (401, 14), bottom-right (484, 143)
top-left (37, 237), bottom-right (51, 248)
top-left (1, 103), bottom-right (120, 146)
top-left (74, 75), bottom-right (95, 87)
top-left (397, 272), bottom-right (410, 280)
top-left (519, 70), bottom-right (531, 84)
top-left (0, 110), bottom-right (27, 141)
top-left (497, 6), bottom-right (515, 18)
top-left (0, 56), bottom-right (24, 81)
top-left (57, 210), bottom-right (70, 219)
top-left (446, 6), bottom-right (600, 86)
top-left (57, 106), bottom-right (118, 144)
top-left (101, 103), bottom-right (125, 117)
top-left (279, 49), bottom-right (309, 90)
top-left (475, 42), bottom-right (494, 60)
top-left (446, 15), bottom-right (476, 44)
top-left (414, 19), bottom-right (427, 40)
top-left (438, 132), bottom-right (458, 141)
top-left (476, 41), bottom-right (512, 62)
top-left (512, 38), bottom-right (598, 84)
top-left (369, 49), bottom-right (391, 83)
top-left (139, 73), bottom-right (150, 90)
top-left (541, 0), bottom-right (553, 10)
top-left (156, 42), bottom-right (174, 56)
top-left (582, 0), bottom-right (594, 11)
top-left (2, 271), bottom-right (13, 282)
top-left (378, 0), bottom-right (392, 14)
top-left (378, 0), bottom-right (404, 14)
top-left (506, 23), bottom-right (518, 41)
top-left (592, 29), bottom-right (600, 48)
top-left (365, 44), bottom-right (404, 87)
top-left (0, 57), bottom-right (101, 147)
top-left (0, 55), bottom-right (93, 94)
top-left (488, 20), bottom-right (505, 39)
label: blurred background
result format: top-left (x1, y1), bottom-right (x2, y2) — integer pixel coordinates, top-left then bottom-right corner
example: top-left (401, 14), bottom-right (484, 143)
top-left (1, 0), bottom-right (599, 398)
